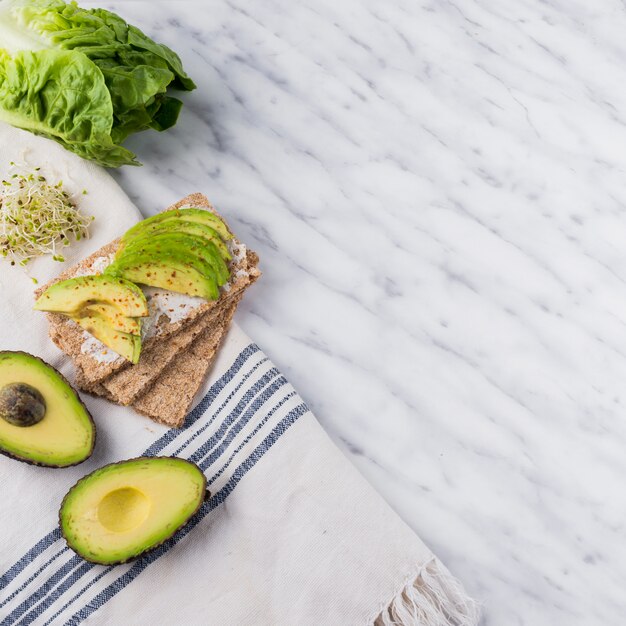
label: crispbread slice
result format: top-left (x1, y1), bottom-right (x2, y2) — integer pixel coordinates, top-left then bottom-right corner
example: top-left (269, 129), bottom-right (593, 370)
top-left (86, 297), bottom-right (239, 427)
top-left (98, 306), bottom-right (226, 404)
top-left (93, 291), bottom-right (245, 405)
top-left (38, 193), bottom-right (260, 385)
top-left (131, 297), bottom-right (240, 427)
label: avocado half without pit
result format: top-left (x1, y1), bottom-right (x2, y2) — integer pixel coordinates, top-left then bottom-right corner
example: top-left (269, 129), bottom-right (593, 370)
top-left (60, 457), bottom-right (208, 565)
top-left (0, 352), bottom-right (95, 467)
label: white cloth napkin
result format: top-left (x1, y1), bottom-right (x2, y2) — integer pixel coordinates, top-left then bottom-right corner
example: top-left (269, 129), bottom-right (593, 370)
top-left (0, 124), bottom-right (479, 626)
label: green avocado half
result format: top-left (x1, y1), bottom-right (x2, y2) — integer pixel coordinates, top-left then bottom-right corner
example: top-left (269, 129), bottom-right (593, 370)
top-left (60, 457), bottom-right (208, 564)
top-left (0, 352), bottom-right (95, 467)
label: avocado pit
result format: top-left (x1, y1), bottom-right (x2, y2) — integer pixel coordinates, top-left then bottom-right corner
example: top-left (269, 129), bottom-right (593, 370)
top-left (0, 382), bottom-right (46, 427)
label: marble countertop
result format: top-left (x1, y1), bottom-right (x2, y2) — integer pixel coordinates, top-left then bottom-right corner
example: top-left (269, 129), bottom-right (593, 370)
top-left (95, 1), bottom-right (625, 623)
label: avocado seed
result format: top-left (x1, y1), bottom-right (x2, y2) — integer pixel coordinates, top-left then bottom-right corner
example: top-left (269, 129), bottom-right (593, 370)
top-left (0, 383), bottom-right (46, 427)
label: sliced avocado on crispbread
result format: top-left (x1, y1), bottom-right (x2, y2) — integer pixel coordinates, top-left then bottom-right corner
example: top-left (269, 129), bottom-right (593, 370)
top-left (120, 207), bottom-right (232, 245)
top-left (115, 233), bottom-right (230, 286)
top-left (34, 275), bottom-right (148, 363)
top-left (35, 205), bottom-right (235, 366)
top-left (72, 315), bottom-right (141, 364)
top-left (107, 257), bottom-right (219, 300)
top-left (75, 303), bottom-right (141, 336)
top-left (34, 275), bottom-right (148, 317)
top-left (106, 208), bottom-right (233, 299)
top-left (60, 457), bottom-right (207, 564)
top-left (0, 352), bottom-right (94, 467)
top-left (118, 218), bottom-right (231, 261)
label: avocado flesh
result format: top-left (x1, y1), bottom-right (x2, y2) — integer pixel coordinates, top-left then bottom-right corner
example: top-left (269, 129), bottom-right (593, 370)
top-left (0, 352), bottom-right (94, 467)
top-left (60, 457), bottom-right (206, 564)
top-left (71, 314), bottom-right (141, 364)
top-left (74, 303), bottom-right (141, 336)
top-left (108, 258), bottom-right (219, 300)
top-left (119, 233), bottom-right (230, 286)
top-left (34, 275), bottom-right (148, 318)
top-left (121, 207), bottom-right (231, 244)
top-left (119, 219), bottom-right (231, 262)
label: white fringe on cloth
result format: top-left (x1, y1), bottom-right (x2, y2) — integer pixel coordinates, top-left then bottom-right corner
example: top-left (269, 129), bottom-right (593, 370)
top-left (373, 558), bottom-right (481, 626)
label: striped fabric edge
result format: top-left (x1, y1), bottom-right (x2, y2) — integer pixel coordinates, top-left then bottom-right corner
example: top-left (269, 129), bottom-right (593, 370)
top-left (0, 343), bottom-right (310, 626)
top-left (0, 343), bottom-right (260, 595)
top-left (12, 375), bottom-right (296, 625)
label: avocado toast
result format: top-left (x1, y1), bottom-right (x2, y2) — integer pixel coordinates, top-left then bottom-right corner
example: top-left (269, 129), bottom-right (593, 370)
top-left (37, 194), bottom-right (259, 383)
top-left (35, 193), bottom-right (260, 427)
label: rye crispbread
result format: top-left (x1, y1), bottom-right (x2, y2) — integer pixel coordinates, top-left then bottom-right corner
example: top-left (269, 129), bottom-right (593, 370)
top-left (86, 296), bottom-right (240, 427)
top-left (76, 289), bottom-right (245, 405)
top-left (37, 193), bottom-right (260, 386)
top-left (36, 193), bottom-right (260, 427)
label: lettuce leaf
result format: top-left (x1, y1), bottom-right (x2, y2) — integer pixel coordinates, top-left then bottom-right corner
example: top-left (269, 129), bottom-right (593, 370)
top-left (0, 0), bottom-right (195, 166)
top-left (0, 48), bottom-right (136, 166)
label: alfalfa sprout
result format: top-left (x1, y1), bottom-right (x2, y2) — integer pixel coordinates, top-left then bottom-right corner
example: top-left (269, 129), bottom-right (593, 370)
top-left (0, 162), bottom-right (93, 267)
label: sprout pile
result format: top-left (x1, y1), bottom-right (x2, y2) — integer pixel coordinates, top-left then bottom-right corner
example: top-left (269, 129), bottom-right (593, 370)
top-left (0, 163), bottom-right (93, 268)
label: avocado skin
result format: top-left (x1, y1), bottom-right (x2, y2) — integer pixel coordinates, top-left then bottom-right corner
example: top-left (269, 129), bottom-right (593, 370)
top-left (0, 352), bottom-right (95, 468)
top-left (59, 456), bottom-right (207, 564)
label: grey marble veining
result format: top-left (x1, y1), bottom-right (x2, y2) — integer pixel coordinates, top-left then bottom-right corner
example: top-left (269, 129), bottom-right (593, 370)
top-left (86, 1), bottom-right (626, 623)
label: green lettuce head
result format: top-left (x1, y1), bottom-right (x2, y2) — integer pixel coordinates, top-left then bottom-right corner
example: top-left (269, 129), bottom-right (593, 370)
top-left (0, 0), bottom-right (196, 166)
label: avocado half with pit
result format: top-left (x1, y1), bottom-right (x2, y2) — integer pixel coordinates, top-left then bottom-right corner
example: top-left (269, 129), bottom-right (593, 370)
top-left (0, 352), bottom-right (95, 467)
top-left (60, 457), bottom-right (208, 564)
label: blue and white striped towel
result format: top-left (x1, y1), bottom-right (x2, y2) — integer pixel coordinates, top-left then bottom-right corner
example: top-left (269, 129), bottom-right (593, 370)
top-left (0, 124), bottom-right (479, 626)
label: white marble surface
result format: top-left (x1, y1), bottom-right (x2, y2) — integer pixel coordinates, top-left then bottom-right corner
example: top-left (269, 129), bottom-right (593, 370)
top-left (90, 1), bottom-right (626, 623)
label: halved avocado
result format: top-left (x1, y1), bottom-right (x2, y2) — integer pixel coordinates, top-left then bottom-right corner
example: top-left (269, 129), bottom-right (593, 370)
top-left (121, 208), bottom-right (232, 244)
top-left (59, 457), bottom-right (207, 564)
top-left (72, 314), bottom-right (141, 364)
top-left (119, 233), bottom-right (230, 286)
top-left (73, 303), bottom-right (141, 336)
top-left (0, 352), bottom-right (95, 467)
top-left (34, 275), bottom-right (148, 318)
top-left (119, 219), bottom-right (231, 262)
top-left (107, 254), bottom-right (219, 300)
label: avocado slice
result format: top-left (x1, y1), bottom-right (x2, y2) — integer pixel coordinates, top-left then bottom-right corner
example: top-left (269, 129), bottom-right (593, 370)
top-left (119, 219), bottom-right (231, 262)
top-left (74, 303), bottom-right (141, 336)
top-left (0, 352), bottom-right (95, 467)
top-left (59, 457), bottom-right (207, 564)
top-left (119, 233), bottom-right (230, 286)
top-left (72, 314), bottom-right (141, 364)
top-left (121, 208), bottom-right (232, 244)
top-left (34, 275), bottom-right (148, 318)
top-left (107, 257), bottom-right (219, 300)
